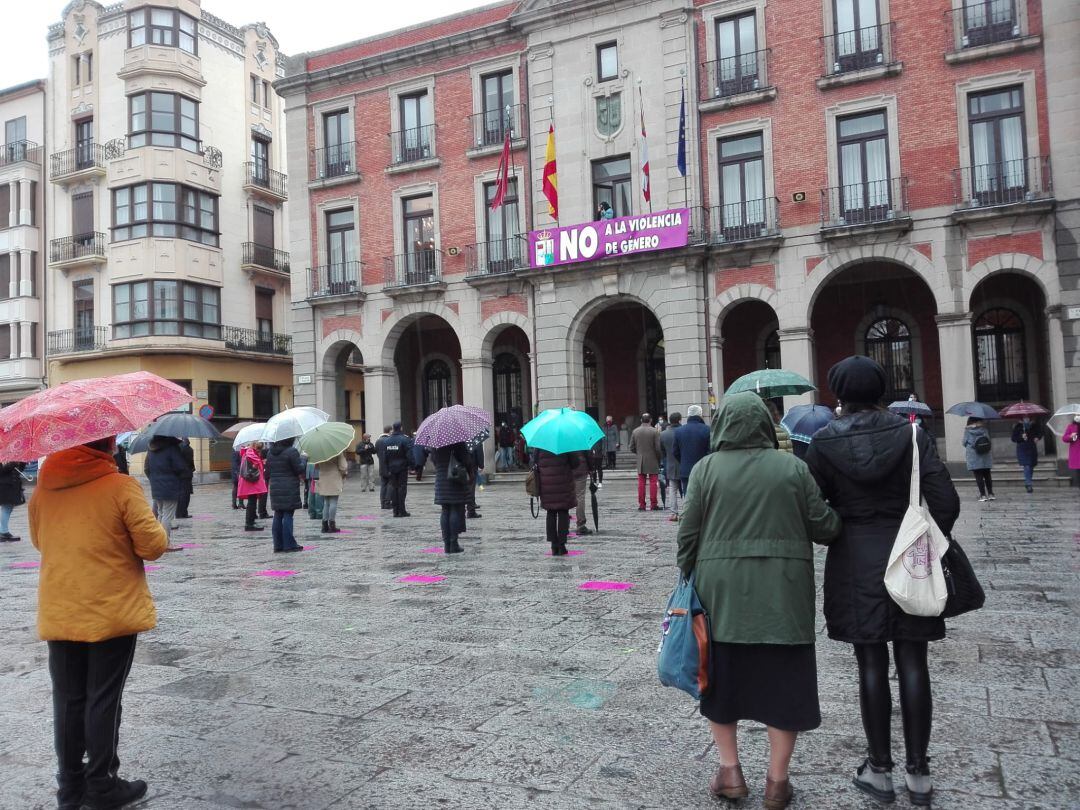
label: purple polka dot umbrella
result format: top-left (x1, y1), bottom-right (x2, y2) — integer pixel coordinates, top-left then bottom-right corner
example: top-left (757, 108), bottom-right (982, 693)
top-left (414, 405), bottom-right (491, 449)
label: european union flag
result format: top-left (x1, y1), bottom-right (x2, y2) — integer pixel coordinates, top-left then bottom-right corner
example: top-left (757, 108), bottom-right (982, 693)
top-left (677, 84), bottom-right (687, 177)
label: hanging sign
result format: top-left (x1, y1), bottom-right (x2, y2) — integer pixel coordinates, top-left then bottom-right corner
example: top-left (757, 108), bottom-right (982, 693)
top-left (529, 208), bottom-right (690, 269)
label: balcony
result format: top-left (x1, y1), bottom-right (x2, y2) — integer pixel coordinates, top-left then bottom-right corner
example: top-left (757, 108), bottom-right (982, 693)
top-left (465, 237), bottom-right (527, 282)
top-left (309, 261), bottom-right (362, 301)
top-left (699, 50), bottom-right (775, 111)
top-left (467, 105), bottom-right (526, 157)
top-left (241, 242), bottom-right (290, 278)
top-left (243, 161), bottom-right (288, 202)
top-left (0, 140), bottom-right (42, 169)
top-left (117, 44), bottom-right (204, 87)
top-left (389, 124), bottom-right (438, 170)
top-left (49, 233), bottom-right (107, 269)
top-left (818, 23), bottom-right (900, 88)
top-left (312, 142), bottom-right (357, 186)
top-left (820, 177), bottom-right (911, 238)
top-left (48, 327), bottom-right (109, 356)
top-left (708, 198), bottom-right (782, 250)
top-left (106, 137), bottom-right (222, 194)
top-left (50, 143), bottom-right (106, 184)
top-left (383, 250), bottom-right (445, 296)
top-left (951, 156), bottom-right (1053, 222)
top-left (223, 326), bottom-right (291, 357)
top-left (945, 0), bottom-right (1039, 62)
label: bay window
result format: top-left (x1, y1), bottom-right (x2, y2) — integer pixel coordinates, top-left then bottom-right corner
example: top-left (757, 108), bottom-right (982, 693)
top-left (129, 8), bottom-right (198, 55)
top-left (113, 280), bottom-right (220, 339)
top-left (112, 182), bottom-right (219, 246)
top-left (129, 92), bottom-right (199, 152)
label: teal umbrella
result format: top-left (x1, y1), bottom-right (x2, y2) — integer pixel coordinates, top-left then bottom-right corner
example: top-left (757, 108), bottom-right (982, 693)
top-left (726, 369), bottom-right (815, 399)
top-left (521, 408), bottom-right (604, 455)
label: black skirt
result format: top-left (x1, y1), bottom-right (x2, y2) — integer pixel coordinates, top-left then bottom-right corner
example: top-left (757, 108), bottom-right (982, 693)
top-left (699, 642), bottom-right (821, 732)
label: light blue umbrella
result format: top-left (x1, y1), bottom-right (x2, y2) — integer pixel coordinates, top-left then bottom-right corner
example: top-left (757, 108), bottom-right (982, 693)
top-left (780, 404), bottom-right (835, 444)
top-left (521, 408), bottom-right (604, 455)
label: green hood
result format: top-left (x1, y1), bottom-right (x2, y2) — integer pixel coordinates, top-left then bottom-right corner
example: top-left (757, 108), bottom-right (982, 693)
top-left (710, 392), bottom-right (778, 451)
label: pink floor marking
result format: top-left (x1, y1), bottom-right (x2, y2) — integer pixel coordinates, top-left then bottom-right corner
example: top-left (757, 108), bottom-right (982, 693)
top-left (546, 549), bottom-right (585, 557)
top-left (175, 543), bottom-right (204, 549)
top-left (420, 547), bottom-right (445, 554)
top-left (397, 575), bottom-right (447, 584)
top-left (579, 580), bottom-right (634, 591)
top-left (144, 565), bottom-right (164, 572)
top-left (252, 570), bottom-right (298, 578)
top-left (9, 561), bottom-right (39, 569)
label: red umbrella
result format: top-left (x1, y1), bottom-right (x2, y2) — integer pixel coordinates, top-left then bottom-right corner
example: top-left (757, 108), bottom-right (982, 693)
top-left (0, 372), bottom-right (192, 461)
top-left (998, 401), bottom-right (1050, 420)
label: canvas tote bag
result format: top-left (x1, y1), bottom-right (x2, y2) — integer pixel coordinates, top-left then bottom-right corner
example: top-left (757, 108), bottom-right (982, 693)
top-left (884, 424), bottom-right (950, 617)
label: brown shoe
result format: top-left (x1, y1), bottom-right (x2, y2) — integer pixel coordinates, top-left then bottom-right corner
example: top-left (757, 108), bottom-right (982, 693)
top-left (708, 763), bottom-right (748, 801)
top-left (763, 776), bottom-right (793, 809)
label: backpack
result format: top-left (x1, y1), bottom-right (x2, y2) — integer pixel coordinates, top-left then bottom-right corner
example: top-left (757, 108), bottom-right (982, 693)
top-left (447, 452), bottom-right (469, 485)
top-left (973, 434), bottom-right (991, 454)
top-left (240, 456), bottom-right (261, 482)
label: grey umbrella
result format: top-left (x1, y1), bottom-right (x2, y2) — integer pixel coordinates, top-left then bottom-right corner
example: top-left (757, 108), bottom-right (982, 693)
top-left (128, 413), bottom-right (222, 454)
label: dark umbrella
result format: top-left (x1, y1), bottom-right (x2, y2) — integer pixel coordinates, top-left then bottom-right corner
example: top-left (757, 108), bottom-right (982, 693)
top-left (589, 476), bottom-right (600, 531)
top-left (780, 404), bottom-right (835, 444)
top-left (998, 401), bottom-right (1050, 420)
top-left (946, 401), bottom-right (1000, 420)
top-left (888, 400), bottom-right (934, 418)
top-left (129, 413), bottom-right (221, 454)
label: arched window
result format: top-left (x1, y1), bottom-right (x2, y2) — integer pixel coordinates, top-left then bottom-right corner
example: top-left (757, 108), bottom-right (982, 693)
top-left (864, 317), bottom-right (913, 403)
top-left (422, 359), bottom-right (452, 417)
top-left (973, 308), bottom-right (1027, 402)
top-left (492, 352), bottom-right (522, 427)
top-left (763, 330), bottom-right (781, 370)
top-left (583, 345), bottom-right (599, 420)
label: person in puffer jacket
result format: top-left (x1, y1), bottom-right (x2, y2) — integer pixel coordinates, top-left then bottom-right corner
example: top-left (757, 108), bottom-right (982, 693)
top-left (534, 448), bottom-right (578, 555)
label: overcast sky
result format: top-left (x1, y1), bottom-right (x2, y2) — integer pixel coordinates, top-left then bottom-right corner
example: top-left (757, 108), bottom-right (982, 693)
top-left (0, 0), bottom-right (494, 89)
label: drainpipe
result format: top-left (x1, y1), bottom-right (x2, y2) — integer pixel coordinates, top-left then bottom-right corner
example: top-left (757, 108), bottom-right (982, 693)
top-left (523, 51), bottom-right (540, 417)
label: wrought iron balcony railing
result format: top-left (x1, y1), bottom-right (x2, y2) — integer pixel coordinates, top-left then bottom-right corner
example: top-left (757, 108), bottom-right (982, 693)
top-left (313, 142), bottom-right (357, 180)
top-left (952, 156), bottom-right (1051, 210)
top-left (49, 233), bottom-right (106, 263)
top-left (821, 177), bottom-right (909, 228)
top-left (242, 242), bottom-right (290, 274)
top-left (48, 327), bottom-right (108, 355)
top-left (821, 22), bottom-right (896, 77)
top-left (383, 250), bottom-right (443, 288)
top-left (465, 237), bottom-right (526, 277)
top-left (708, 197), bottom-right (781, 244)
top-left (390, 124), bottom-right (436, 166)
top-left (468, 104), bottom-right (525, 149)
top-left (949, 0), bottom-right (1023, 49)
top-left (309, 261), bottom-right (361, 298)
top-left (243, 162), bottom-right (288, 198)
top-left (0, 140), bottom-right (42, 168)
top-left (223, 326), bottom-right (292, 356)
top-left (50, 143), bottom-right (106, 179)
top-left (700, 49), bottom-right (772, 101)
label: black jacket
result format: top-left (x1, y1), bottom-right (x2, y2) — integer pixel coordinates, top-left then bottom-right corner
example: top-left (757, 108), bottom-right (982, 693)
top-left (355, 441), bottom-right (376, 465)
top-left (377, 431), bottom-right (414, 474)
top-left (145, 438), bottom-right (187, 501)
top-left (432, 443), bottom-right (472, 505)
top-left (805, 410), bottom-right (960, 644)
top-left (0, 462), bottom-right (26, 506)
top-left (179, 441), bottom-right (195, 493)
top-left (535, 450), bottom-right (578, 511)
top-left (265, 442), bottom-right (305, 511)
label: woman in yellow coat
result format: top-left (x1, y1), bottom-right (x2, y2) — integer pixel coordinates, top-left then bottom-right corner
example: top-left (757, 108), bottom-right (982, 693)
top-left (29, 437), bottom-right (168, 810)
top-left (316, 452), bottom-right (349, 533)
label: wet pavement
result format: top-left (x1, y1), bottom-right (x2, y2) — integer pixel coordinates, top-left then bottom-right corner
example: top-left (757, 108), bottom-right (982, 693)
top-left (0, 476), bottom-right (1077, 809)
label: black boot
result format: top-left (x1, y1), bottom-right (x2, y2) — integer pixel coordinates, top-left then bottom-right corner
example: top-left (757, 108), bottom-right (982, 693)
top-left (82, 778), bottom-right (148, 810)
top-left (445, 535), bottom-right (463, 554)
top-left (321, 520), bottom-right (329, 533)
top-left (328, 521), bottom-right (339, 533)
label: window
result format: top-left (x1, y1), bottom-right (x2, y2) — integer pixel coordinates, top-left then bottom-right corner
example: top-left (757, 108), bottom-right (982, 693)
top-left (974, 308), bottom-right (1027, 402)
top-left (398, 92), bottom-right (433, 161)
top-left (0, 255), bottom-right (9, 299)
top-left (864, 317), bottom-right (912, 402)
top-left (422, 359), bottom-right (452, 417)
top-left (597, 42), bottom-right (618, 82)
top-left (481, 70), bottom-right (515, 145)
top-left (833, 0), bottom-right (881, 70)
top-left (72, 191), bottom-right (94, 242)
top-left (968, 86), bottom-right (1026, 204)
top-left (322, 109), bottom-right (351, 177)
top-left (112, 182), bottom-right (219, 245)
top-left (250, 74), bottom-right (259, 103)
top-left (129, 91), bottom-right (199, 152)
top-left (962, 0), bottom-right (1018, 46)
top-left (717, 133), bottom-right (766, 238)
top-left (113, 280), bottom-right (220, 339)
top-left (250, 137), bottom-right (270, 183)
top-left (262, 80), bottom-right (271, 109)
top-left (715, 13), bottom-right (759, 97)
top-left (74, 280), bottom-right (95, 349)
top-left (73, 52), bottom-right (93, 86)
top-left (5, 117), bottom-right (26, 163)
top-left (325, 209), bottom-right (357, 292)
top-left (129, 8), bottom-right (198, 54)
top-left (0, 326), bottom-right (9, 359)
top-left (207, 382), bottom-right (237, 419)
top-left (402, 195), bottom-right (436, 283)
top-left (256, 288), bottom-right (274, 339)
top-left (837, 111), bottom-right (890, 221)
top-left (493, 353), bottom-right (523, 427)
top-left (75, 119), bottom-right (94, 169)
top-left (0, 186), bottom-right (8, 227)
top-left (484, 179), bottom-right (519, 272)
top-left (252, 385), bottom-right (280, 420)
top-left (592, 155), bottom-right (632, 219)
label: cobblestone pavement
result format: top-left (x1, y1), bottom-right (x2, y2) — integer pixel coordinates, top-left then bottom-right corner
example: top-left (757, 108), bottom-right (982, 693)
top-left (1, 475), bottom-right (1077, 809)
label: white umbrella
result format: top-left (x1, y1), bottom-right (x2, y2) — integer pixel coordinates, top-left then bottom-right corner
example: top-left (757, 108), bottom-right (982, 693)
top-left (231, 422), bottom-right (267, 449)
top-left (1047, 404), bottom-right (1080, 435)
top-left (263, 406), bottom-right (329, 442)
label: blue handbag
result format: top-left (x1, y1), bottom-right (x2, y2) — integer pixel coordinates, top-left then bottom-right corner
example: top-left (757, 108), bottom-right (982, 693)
top-left (656, 571), bottom-right (712, 700)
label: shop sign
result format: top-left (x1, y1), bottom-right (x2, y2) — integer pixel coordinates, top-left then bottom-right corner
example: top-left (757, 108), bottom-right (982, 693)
top-left (529, 208), bottom-right (690, 269)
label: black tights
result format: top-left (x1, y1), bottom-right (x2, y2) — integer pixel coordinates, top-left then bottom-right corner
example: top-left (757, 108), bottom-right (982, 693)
top-left (854, 640), bottom-right (932, 770)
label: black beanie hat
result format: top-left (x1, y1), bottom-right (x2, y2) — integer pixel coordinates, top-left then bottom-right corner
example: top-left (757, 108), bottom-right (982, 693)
top-left (827, 355), bottom-right (888, 404)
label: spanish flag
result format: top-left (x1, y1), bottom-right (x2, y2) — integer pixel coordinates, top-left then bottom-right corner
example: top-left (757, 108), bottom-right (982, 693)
top-left (542, 124), bottom-right (558, 221)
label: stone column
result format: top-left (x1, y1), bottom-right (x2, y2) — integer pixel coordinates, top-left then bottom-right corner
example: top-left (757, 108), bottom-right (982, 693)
top-left (935, 313), bottom-right (975, 464)
top-left (19, 250), bottom-right (32, 297)
top-left (314, 370), bottom-right (338, 418)
top-left (18, 180), bottom-right (32, 226)
top-left (461, 357), bottom-right (496, 465)
top-left (8, 251), bottom-right (17, 299)
top-left (362, 365), bottom-right (400, 440)
top-left (19, 322), bottom-right (32, 358)
top-left (7, 183), bottom-right (15, 229)
top-left (8, 323), bottom-right (17, 359)
top-left (710, 334), bottom-right (724, 394)
top-left (659, 270), bottom-right (709, 417)
top-left (1046, 305), bottom-right (1068, 428)
top-left (777, 327), bottom-right (817, 411)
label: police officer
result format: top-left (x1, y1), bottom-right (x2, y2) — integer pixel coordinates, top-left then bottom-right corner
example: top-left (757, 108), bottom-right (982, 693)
top-left (378, 422), bottom-right (414, 517)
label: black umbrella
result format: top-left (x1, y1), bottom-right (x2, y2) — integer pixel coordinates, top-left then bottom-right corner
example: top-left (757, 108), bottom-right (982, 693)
top-left (128, 413), bottom-right (222, 454)
top-left (589, 473), bottom-right (600, 531)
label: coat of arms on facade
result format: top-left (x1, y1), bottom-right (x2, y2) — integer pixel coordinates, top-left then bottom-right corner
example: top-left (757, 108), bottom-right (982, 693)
top-left (596, 93), bottom-right (622, 136)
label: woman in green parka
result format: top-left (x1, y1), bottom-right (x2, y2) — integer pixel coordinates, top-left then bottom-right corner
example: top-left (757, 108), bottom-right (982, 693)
top-left (677, 392), bottom-right (841, 810)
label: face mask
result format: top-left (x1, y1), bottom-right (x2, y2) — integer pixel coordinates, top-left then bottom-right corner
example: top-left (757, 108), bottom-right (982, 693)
top-left (1074, 415), bottom-right (1080, 424)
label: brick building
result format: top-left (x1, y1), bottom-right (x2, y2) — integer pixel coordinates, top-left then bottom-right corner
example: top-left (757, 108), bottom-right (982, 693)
top-left (279, 0), bottom-right (1071, 466)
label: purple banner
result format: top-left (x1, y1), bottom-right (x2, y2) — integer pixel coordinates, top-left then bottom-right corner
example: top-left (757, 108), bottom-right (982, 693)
top-left (529, 208), bottom-right (690, 269)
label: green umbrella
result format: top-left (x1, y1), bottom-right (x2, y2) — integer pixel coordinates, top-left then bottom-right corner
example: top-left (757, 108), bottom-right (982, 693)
top-left (296, 421), bottom-right (355, 464)
top-left (726, 369), bottom-right (815, 399)
top-left (521, 408), bottom-right (604, 455)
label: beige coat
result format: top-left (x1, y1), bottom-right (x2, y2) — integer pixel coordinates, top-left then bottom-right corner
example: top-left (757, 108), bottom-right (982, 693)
top-left (629, 424), bottom-right (663, 475)
top-left (316, 454), bottom-right (348, 496)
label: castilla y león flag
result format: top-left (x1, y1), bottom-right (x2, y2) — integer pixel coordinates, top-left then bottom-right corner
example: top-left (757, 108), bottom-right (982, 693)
top-left (542, 124), bottom-right (558, 220)
top-left (489, 132), bottom-right (512, 210)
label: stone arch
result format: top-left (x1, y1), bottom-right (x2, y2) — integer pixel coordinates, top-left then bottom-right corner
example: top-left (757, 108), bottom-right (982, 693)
top-left (714, 283), bottom-right (779, 332)
top-left (965, 253), bottom-right (1058, 310)
top-left (377, 301), bottom-right (464, 367)
top-left (318, 331), bottom-right (365, 374)
top-left (479, 310), bottom-right (532, 357)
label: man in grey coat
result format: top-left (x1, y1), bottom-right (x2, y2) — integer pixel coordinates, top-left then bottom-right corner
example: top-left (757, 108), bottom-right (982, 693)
top-left (629, 413), bottom-right (662, 511)
top-left (602, 415), bottom-right (619, 469)
top-left (659, 412), bottom-right (682, 517)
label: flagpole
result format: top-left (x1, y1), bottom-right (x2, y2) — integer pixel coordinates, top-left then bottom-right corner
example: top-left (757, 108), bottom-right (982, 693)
top-left (638, 84), bottom-right (652, 215)
top-left (681, 76), bottom-right (689, 213)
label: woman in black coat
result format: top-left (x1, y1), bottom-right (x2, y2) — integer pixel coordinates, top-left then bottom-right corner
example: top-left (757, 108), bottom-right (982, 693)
top-left (431, 442), bottom-right (472, 554)
top-left (265, 438), bottom-right (305, 553)
top-left (805, 357), bottom-right (960, 807)
top-left (0, 461), bottom-right (26, 542)
top-left (534, 449), bottom-right (578, 556)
